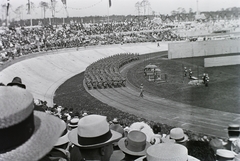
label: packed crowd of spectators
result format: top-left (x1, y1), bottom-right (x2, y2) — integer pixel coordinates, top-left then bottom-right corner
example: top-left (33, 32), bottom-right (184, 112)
top-left (0, 20), bottom-right (184, 63)
top-left (1, 84), bottom-right (240, 161)
top-left (1, 18), bottom-right (239, 63)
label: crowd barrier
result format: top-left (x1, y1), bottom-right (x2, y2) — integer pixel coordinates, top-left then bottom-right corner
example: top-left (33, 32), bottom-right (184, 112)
top-left (168, 39), bottom-right (240, 59)
top-left (204, 55), bottom-right (240, 67)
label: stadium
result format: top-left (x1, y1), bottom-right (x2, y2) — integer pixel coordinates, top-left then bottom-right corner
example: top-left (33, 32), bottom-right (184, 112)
top-left (1, 0), bottom-right (240, 160)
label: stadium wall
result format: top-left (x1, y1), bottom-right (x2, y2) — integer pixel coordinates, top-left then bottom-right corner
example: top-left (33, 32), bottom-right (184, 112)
top-left (204, 55), bottom-right (240, 67)
top-left (168, 39), bottom-right (240, 59)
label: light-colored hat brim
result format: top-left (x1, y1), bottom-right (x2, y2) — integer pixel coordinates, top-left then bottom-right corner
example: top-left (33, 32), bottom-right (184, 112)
top-left (68, 128), bottom-right (122, 149)
top-left (134, 155), bottom-right (200, 161)
top-left (55, 130), bottom-right (70, 146)
top-left (118, 138), bottom-right (151, 156)
top-left (0, 111), bottom-right (65, 161)
top-left (166, 134), bottom-right (189, 143)
top-left (68, 124), bottom-right (78, 128)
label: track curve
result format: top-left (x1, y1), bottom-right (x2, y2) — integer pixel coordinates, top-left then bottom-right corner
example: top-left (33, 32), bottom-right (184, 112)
top-left (87, 54), bottom-right (240, 138)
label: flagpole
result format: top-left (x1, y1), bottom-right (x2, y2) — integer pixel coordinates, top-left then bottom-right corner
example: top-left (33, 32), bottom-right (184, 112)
top-left (107, 1), bottom-right (109, 24)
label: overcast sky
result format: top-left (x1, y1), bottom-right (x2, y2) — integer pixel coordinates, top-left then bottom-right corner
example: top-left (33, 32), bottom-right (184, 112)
top-left (1, 0), bottom-right (240, 20)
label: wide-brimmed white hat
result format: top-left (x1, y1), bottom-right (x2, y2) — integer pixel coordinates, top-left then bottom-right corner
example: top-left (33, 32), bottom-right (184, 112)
top-left (55, 121), bottom-right (70, 146)
top-left (118, 130), bottom-right (151, 156)
top-left (68, 114), bottom-right (122, 149)
top-left (0, 86), bottom-right (64, 161)
top-left (166, 128), bottom-right (189, 143)
top-left (135, 143), bottom-right (200, 161)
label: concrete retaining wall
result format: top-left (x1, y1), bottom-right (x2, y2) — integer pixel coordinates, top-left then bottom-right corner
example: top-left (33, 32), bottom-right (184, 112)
top-left (204, 55), bottom-right (240, 67)
top-left (168, 39), bottom-right (240, 59)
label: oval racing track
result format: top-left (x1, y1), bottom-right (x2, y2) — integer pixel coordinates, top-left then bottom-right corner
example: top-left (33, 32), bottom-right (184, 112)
top-left (0, 42), bottom-right (239, 138)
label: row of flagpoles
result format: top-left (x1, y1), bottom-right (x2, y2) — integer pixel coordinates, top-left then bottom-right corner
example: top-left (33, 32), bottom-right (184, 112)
top-left (4, 0), bottom-right (112, 26)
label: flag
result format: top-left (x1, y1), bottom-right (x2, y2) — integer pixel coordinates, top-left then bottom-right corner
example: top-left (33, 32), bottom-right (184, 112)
top-left (27, 0), bottom-right (30, 14)
top-left (109, 0), bottom-right (111, 7)
top-left (62, 0), bottom-right (66, 5)
top-left (6, 0), bottom-right (10, 16)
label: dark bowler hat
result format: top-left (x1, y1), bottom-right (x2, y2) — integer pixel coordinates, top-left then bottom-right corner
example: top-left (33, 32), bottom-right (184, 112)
top-left (7, 77), bottom-right (26, 89)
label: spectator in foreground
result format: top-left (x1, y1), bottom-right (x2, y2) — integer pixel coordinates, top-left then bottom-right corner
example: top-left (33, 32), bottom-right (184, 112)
top-left (68, 114), bottom-right (122, 161)
top-left (118, 130), bottom-right (151, 161)
top-left (7, 76), bottom-right (26, 89)
top-left (42, 120), bottom-right (71, 161)
top-left (186, 140), bottom-right (216, 161)
top-left (0, 86), bottom-right (64, 161)
top-left (135, 143), bottom-right (200, 161)
top-left (216, 149), bottom-right (235, 161)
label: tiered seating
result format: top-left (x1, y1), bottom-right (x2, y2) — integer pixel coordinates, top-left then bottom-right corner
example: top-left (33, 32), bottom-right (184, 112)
top-left (84, 53), bottom-right (139, 89)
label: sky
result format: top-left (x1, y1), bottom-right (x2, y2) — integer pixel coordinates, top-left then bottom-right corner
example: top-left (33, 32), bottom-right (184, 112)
top-left (1, 0), bottom-right (240, 20)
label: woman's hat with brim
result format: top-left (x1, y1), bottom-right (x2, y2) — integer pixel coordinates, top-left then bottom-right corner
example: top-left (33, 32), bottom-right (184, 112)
top-left (134, 143), bottom-right (200, 161)
top-left (68, 114), bottom-right (122, 149)
top-left (118, 130), bottom-right (151, 156)
top-left (166, 127), bottom-right (189, 143)
top-left (7, 77), bottom-right (26, 89)
top-left (0, 86), bottom-right (64, 161)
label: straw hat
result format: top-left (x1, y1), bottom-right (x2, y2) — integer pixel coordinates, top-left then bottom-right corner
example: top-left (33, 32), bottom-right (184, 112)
top-left (216, 149), bottom-right (235, 160)
top-left (0, 86), bottom-right (64, 161)
top-left (7, 77), bottom-right (26, 89)
top-left (228, 124), bottom-right (240, 141)
top-left (135, 143), bottom-right (200, 161)
top-left (55, 121), bottom-right (70, 146)
top-left (118, 130), bottom-right (151, 156)
top-left (112, 118), bottom-right (119, 124)
top-left (68, 114), bottom-right (122, 149)
top-left (166, 128), bottom-right (189, 143)
top-left (68, 117), bottom-right (80, 128)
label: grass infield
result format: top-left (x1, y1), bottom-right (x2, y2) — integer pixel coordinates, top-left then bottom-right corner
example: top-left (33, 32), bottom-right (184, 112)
top-left (54, 51), bottom-right (240, 139)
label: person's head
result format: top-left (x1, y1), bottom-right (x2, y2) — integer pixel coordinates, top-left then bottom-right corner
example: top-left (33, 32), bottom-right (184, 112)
top-left (166, 127), bottom-right (189, 146)
top-left (152, 124), bottom-right (161, 134)
top-left (0, 86), bottom-right (64, 161)
top-left (118, 130), bottom-right (151, 159)
top-left (209, 138), bottom-right (225, 154)
top-left (216, 149), bottom-right (235, 161)
top-left (228, 124), bottom-right (240, 142)
top-left (7, 76), bottom-right (26, 89)
top-left (186, 140), bottom-right (215, 161)
top-left (68, 114), bottom-right (122, 161)
top-left (135, 143), bottom-right (199, 161)
top-left (68, 117), bottom-right (80, 130)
